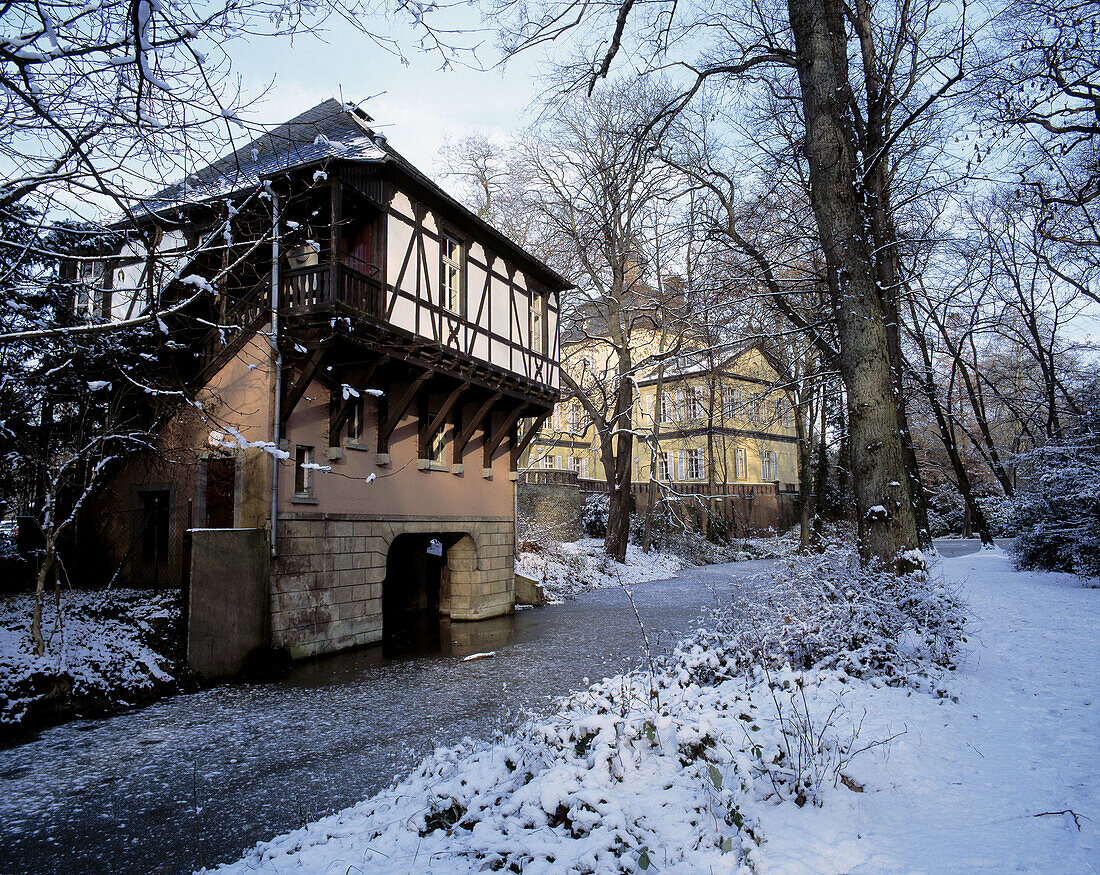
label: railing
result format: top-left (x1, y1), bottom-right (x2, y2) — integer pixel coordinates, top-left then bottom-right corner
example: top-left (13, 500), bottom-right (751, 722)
top-left (282, 260), bottom-right (381, 318)
top-left (518, 468), bottom-right (579, 486)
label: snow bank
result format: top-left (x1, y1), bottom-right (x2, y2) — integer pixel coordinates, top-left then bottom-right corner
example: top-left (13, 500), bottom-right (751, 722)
top-left (0, 588), bottom-right (185, 730)
top-left (217, 544), bottom-right (1084, 874)
top-left (515, 538), bottom-right (684, 602)
top-left (752, 547), bottom-right (1099, 871)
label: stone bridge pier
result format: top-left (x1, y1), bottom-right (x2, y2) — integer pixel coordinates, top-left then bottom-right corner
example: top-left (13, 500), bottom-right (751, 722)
top-left (270, 513), bottom-right (515, 658)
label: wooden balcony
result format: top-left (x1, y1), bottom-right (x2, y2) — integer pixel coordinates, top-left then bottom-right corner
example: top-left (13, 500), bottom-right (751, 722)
top-left (281, 257), bottom-right (382, 319)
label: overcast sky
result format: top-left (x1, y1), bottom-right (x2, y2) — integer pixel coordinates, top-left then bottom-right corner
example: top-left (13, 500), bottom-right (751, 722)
top-left (228, 9), bottom-right (547, 180)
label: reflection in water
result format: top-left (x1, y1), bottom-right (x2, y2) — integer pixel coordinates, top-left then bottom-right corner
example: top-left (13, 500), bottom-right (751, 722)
top-left (382, 612), bottom-right (519, 660)
top-left (0, 560), bottom-right (773, 875)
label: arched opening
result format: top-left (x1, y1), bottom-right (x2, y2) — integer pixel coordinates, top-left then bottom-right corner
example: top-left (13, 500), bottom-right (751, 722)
top-left (382, 532), bottom-right (473, 655)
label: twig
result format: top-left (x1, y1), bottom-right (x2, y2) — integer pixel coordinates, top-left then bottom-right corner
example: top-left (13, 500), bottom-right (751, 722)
top-left (1033, 809), bottom-right (1087, 831)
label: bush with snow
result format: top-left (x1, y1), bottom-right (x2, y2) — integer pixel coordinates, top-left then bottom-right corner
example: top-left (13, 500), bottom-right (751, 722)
top-left (0, 589), bottom-right (186, 729)
top-left (675, 542), bottom-right (967, 688)
top-left (580, 493), bottom-right (609, 539)
top-left (515, 539), bottom-right (683, 602)
top-left (1013, 395), bottom-right (1100, 578)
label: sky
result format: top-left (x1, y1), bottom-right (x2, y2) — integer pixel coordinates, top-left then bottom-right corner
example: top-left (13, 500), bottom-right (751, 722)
top-left (227, 7), bottom-right (549, 181)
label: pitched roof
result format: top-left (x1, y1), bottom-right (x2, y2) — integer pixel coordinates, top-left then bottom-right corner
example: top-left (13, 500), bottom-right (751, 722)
top-left (134, 99), bottom-right (571, 291)
top-left (144, 99), bottom-right (387, 209)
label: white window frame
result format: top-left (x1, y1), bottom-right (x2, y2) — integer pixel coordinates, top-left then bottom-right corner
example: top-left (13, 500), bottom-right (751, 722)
top-left (568, 456), bottom-right (580, 473)
top-left (656, 451), bottom-right (672, 480)
top-left (567, 403), bottom-right (582, 434)
top-left (294, 445), bottom-right (315, 497)
top-left (735, 447), bottom-right (747, 479)
top-left (687, 447), bottom-right (706, 480)
top-left (530, 295), bottom-right (544, 355)
top-left (441, 232), bottom-right (464, 315)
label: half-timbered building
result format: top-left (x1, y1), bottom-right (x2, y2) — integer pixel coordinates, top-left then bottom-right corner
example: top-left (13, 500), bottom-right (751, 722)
top-left (83, 100), bottom-right (567, 663)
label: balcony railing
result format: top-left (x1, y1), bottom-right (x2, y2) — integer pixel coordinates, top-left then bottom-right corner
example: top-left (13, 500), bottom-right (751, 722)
top-left (282, 257), bottom-right (381, 318)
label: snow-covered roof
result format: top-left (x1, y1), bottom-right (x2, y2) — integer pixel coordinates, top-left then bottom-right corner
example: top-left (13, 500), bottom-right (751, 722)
top-left (141, 99), bottom-right (387, 210)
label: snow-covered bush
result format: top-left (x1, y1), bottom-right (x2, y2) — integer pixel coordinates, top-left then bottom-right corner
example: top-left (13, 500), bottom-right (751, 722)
top-left (926, 489), bottom-right (965, 538)
top-left (1013, 398), bottom-right (1100, 578)
top-left (674, 543), bottom-right (967, 688)
top-left (978, 492), bottom-right (1015, 537)
top-left (580, 493), bottom-right (609, 539)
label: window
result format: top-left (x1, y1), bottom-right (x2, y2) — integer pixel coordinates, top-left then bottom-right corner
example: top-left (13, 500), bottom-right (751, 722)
top-left (580, 457), bottom-right (590, 478)
top-left (539, 452), bottom-right (553, 469)
top-left (555, 455), bottom-right (563, 469)
top-left (655, 396), bottom-right (673, 427)
top-left (685, 390), bottom-right (705, 421)
top-left (347, 398), bottom-right (365, 445)
top-left (751, 395), bottom-right (766, 425)
top-left (441, 233), bottom-right (463, 314)
top-left (656, 451), bottom-right (672, 480)
top-left (723, 386), bottom-right (736, 418)
top-left (295, 446), bottom-right (315, 496)
top-left (140, 490), bottom-right (170, 565)
top-left (428, 421), bottom-right (447, 464)
top-left (687, 447), bottom-right (706, 480)
top-left (735, 447), bottom-right (747, 479)
top-left (530, 295), bottom-right (544, 355)
top-left (781, 399), bottom-right (793, 428)
top-left (760, 450), bottom-right (778, 481)
top-left (567, 403), bottom-right (582, 434)
top-left (568, 456), bottom-right (580, 473)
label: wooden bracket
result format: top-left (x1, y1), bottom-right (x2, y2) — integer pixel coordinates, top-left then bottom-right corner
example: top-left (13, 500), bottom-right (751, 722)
top-left (328, 359), bottom-right (383, 448)
top-left (378, 370), bottom-right (431, 454)
top-left (454, 392), bottom-right (500, 461)
top-left (483, 406), bottom-right (524, 470)
top-left (514, 410), bottom-right (551, 461)
top-left (281, 348), bottom-right (326, 427)
top-left (418, 381), bottom-right (469, 458)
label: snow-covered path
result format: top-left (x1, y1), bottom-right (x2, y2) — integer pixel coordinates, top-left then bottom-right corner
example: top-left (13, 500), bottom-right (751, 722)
top-left (758, 549), bottom-right (1100, 872)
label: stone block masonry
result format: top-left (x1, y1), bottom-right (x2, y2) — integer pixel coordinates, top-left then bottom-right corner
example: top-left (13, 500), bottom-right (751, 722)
top-left (271, 513), bottom-right (516, 659)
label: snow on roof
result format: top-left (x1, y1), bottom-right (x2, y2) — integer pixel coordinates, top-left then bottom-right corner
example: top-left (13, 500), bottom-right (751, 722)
top-left (141, 99), bottom-right (387, 210)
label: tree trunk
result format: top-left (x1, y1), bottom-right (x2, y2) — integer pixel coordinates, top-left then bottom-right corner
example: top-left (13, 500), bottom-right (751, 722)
top-left (787, 0), bottom-right (921, 568)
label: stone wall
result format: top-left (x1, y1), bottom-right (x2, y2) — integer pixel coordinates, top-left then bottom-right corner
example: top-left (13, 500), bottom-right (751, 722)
top-left (187, 528), bottom-right (270, 678)
top-left (271, 513), bottom-right (515, 658)
top-left (517, 471), bottom-right (584, 542)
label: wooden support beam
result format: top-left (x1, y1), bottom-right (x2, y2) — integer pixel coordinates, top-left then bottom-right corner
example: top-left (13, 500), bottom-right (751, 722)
top-left (418, 381), bottom-right (470, 458)
top-left (514, 410), bottom-right (551, 461)
top-left (454, 392), bottom-right (500, 460)
top-left (483, 406), bottom-right (524, 470)
top-left (328, 358), bottom-right (384, 448)
top-left (378, 370), bottom-right (431, 453)
top-left (281, 348), bottom-right (326, 426)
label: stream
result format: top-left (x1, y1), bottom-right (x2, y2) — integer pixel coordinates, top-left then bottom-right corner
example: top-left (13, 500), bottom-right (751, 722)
top-left (0, 560), bottom-right (776, 874)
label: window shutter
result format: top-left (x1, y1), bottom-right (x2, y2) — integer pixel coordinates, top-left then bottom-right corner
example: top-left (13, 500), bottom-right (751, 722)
top-left (646, 395), bottom-right (654, 423)
top-left (676, 390), bottom-right (685, 420)
top-left (677, 450), bottom-right (686, 480)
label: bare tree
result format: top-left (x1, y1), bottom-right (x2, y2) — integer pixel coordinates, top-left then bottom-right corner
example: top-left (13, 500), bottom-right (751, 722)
top-left (511, 80), bottom-right (682, 561)
top-left (489, 0), bottom-right (986, 566)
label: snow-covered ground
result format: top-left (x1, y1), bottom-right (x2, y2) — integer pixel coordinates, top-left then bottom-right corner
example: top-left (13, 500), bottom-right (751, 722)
top-left (0, 588), bottom-right (183, 729)
top-left (210, 548), bottom-right (1098, 874)
top-left (757, 548), bottom-right (1099, 872)
top-left (514, 532), bottom-right (800, 603)
top-left (515, 538), bottom-right (685, 602)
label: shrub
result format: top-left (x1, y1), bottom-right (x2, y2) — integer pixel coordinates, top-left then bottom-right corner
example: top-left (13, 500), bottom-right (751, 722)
top-left (1013, 397), bottom-right (1100, 578)
top-left (580, 494), bottom-right (609, 539)
top-left (674, 542), bottom-right (968, 687)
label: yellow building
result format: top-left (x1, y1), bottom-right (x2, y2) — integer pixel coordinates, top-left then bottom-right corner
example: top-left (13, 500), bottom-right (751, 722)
top-left (524, 335), bottom-right (802, 533)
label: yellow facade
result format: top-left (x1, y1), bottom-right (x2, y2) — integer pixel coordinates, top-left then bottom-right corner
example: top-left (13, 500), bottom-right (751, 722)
top-left (526, 339), bottom-right (800, 492)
